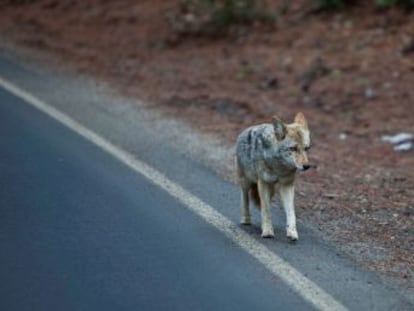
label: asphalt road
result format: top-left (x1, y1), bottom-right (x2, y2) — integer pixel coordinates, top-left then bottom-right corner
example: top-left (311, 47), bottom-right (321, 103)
top-left (0, 86), bottom-right (316, 310)
top-left (0, 48), bottom-right (413, 311)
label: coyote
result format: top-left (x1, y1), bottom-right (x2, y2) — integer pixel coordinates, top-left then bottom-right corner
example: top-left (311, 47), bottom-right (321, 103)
top-left (236, 112), bottom-right (311, 240)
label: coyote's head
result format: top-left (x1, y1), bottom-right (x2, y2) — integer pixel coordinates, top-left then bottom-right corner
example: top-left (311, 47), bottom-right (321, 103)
top-left (272, 112), bottom-right (312, 172)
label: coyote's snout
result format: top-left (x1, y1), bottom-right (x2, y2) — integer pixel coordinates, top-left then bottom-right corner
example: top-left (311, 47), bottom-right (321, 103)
top-left (235, 112), bottom-right (312, 240)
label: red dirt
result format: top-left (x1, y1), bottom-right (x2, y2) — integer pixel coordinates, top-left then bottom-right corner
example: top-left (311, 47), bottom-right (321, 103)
top-left (0, 0), bottom-right (413, 283)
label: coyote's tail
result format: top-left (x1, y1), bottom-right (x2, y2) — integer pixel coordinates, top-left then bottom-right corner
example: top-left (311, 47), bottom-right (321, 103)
top-left (250, 183), bottom-right (261, 208)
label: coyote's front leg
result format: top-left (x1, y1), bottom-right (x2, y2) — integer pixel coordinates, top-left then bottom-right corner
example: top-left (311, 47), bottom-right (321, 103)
top-left (258, 180), bottom-right (274, 238)
top-left (279, 184), bottom-right (298, 241)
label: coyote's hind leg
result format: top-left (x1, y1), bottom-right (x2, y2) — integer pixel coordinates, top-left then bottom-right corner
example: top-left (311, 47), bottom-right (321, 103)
top-left (240, 186), bottom-right (251, 225)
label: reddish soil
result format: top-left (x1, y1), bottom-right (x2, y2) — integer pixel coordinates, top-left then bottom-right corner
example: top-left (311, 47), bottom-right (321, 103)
top-left (0, 0), bottom-right (413, 283)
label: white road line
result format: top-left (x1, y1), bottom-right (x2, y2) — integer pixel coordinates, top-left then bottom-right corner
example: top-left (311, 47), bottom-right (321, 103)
top-left (0, 76), bottom-right (349, 311)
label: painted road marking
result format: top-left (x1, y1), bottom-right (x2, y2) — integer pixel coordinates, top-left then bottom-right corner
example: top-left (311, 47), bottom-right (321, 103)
top-left (0, 76), bottom-right (348, 311)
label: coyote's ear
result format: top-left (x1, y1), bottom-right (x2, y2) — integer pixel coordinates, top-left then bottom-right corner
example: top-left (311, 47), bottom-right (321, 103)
top-left (272, 116), bottom-right (286, 140)
top-left (294, 112), bottom-right (308, 129)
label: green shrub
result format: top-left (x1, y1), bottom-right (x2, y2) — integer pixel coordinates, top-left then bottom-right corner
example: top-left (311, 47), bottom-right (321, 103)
top-left (313, 0), bottom-right (414, 10)
top-left (375, 0), bottom-right (414, 10)
top-left (3, 0), bottom-right (38, 4)
top-left (183, 0), bottom-right (276, 32)
top-left (315, 0), bottom-right (348, 10)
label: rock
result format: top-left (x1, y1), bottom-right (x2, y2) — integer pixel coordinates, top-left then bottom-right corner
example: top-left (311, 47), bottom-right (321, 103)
top-left (339, 133), bottom-right (347, 140)
top-left (364, 87), bottom-right (375, 99)
top-left (394, 142), bottom-right (413, 151)
top-left (381, 133), bottom-right (413, 144)
top-left (381, 133), bottom-right (414, 152)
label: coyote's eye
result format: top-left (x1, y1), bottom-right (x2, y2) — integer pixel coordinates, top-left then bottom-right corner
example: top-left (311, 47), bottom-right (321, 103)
top-left (289, 146), bottom-right (298, 152)
top-left (304, 146), bottom-right (311, 152)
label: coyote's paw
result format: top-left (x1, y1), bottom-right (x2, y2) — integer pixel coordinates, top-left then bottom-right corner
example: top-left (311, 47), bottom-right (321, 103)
top-left (261, 227), bottom-right (275, 238)
top-left (286, 227), bottom-right (299, 241)
top-left (240, 217), bottom-right (251, 225)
